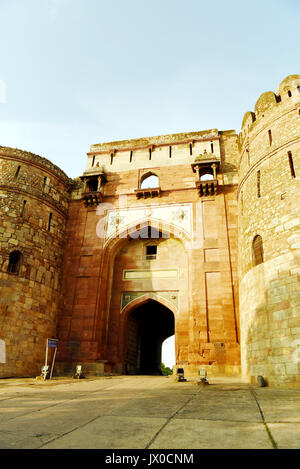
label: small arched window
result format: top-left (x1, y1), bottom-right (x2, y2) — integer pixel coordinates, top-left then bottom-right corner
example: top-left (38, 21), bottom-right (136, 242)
top-left (200, 168), bottom-right (214, 181)
top-left (252, 235), bottom-right (263, 266)
top-left (200, 173), bottom-right (214, 181)
top-left (140, 173), bottom-right (159, 189)
top-left (7, 250), bottom-right (23, 274)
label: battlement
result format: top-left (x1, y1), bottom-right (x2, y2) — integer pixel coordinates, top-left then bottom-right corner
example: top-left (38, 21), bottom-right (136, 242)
top-left (0, 146), bottom-right (72, 217)
top-left (239, 75), bottom-right (300, 147)
top-left (0, 146), bottom-right (71, 185)
top-left (86, 129), bottom-right (239, 175)
top-left (90, 129), bottom-right (219, 153)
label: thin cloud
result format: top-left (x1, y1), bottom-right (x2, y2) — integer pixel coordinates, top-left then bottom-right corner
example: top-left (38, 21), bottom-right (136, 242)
top-left (47, 0), bottom-right (70, 20)
top-left (0, 80), bottom-right (6, 104)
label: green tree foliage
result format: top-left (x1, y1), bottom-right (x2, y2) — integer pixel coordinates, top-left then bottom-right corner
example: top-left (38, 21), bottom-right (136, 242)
top-left (161, 363), bottom-right (173, 375)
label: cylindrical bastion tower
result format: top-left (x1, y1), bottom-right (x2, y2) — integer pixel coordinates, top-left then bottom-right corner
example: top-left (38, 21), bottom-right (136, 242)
top-left (0, 147), bottom-right (71, 377)
top-left (238, 75), bottom-right (300, 387)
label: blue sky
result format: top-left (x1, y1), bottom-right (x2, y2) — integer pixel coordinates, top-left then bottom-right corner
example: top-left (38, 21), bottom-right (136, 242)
top-left (0, 0), bottom-right (299, 178)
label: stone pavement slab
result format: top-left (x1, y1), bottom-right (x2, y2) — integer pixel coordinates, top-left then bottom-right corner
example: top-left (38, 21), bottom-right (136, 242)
top-left (0, 376), bottom-right (299, 449)
top-left (149, 419), bottom-right (273, 449)
top-left (253, 388), bottom-right (300, 423)
top-left (42, 416), bottom-right (167, 449)
top-left (267, 423), bottom-right (300, 449)
top-left (176, 387), bottom-right (262, 423)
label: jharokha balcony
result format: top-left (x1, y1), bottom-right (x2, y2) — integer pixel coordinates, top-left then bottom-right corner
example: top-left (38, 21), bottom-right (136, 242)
top-left (191, 151), bottom-right (221, 196)
top-left (80, 166), bottom-right (107, 206)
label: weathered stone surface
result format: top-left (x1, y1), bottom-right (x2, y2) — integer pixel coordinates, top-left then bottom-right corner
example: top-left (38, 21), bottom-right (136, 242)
top-left (0, 75), bottom-right (299, 388)
top-left (1, 375), bottom-right (298, 449)
top-left (238, 74), bottom-right (300, 387)
top-left (0, 148), bottom-right (72, 377)
top-left (56, 129), bottom-right (240, 377)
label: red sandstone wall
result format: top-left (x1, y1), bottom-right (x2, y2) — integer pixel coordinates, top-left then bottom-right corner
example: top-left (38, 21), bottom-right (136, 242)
top-left (57, 132), bottom-right (240, 377)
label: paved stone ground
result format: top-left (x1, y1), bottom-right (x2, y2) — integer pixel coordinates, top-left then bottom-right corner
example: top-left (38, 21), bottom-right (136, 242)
top-left (0, 375), bottom-right (300, 449)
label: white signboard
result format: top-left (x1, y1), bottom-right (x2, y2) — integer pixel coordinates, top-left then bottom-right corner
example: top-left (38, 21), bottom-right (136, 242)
top-left (0, 339), bottom-right (5, 363)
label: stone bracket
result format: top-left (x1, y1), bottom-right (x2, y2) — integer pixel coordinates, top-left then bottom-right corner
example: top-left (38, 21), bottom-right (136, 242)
top-left (134, 187), bottom-right (161, 199)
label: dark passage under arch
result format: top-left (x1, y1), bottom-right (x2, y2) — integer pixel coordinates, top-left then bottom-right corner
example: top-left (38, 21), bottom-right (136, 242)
top-left (125, 300), bottom-right (174, 375)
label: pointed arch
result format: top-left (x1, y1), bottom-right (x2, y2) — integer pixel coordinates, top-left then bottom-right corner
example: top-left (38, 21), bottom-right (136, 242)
top-left (104, 217), bottom-right (192, 249)
top-left (120, 292), bottom-right (178, 319)
top-left (140, 172), bottom-right (159, 189)
top-left (122, 297), bottom-right (176, 374)
top-left (94, 217), bottom-right (190, 354)
top-left (252, 234), bottom-right (264, 266)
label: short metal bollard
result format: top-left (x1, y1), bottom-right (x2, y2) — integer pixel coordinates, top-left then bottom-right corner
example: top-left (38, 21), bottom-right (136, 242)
top-left (198, 368), bottom-right (209, 385)
top-left (41, 365), bottom-right (50, 381)
top-left (176, 367), bottom-right (186, 382)
top-left (73, 365), bottom-right (84, 379)
top-left (257, 375), bottom-right (267, 387)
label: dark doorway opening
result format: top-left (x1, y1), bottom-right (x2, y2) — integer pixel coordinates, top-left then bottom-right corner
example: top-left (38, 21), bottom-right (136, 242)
top-left (125, 300), bottom-right (175, 375)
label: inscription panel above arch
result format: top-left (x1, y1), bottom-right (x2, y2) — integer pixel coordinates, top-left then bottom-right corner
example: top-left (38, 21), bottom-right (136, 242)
top-left (105, 203), bottom-right (192, 241)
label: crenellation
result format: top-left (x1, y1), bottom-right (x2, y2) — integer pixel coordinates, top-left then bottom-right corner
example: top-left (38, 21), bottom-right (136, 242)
top-left (86, 131), bottom-right (227, 175)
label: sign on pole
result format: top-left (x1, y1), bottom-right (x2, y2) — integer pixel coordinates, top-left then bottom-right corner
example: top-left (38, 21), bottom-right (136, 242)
top-left (47, 339), bottom-right (59, 348)
top-left (45, 338), bottom-right (59, 380)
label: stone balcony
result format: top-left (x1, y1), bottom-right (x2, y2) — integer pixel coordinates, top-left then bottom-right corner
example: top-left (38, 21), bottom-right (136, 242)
top-left (134, 187), bottom-right (161, 199)
top-left (80, 165), bottom-right (107, 206)
top-left (195, 179), bottom-right (218, 196)
top-left (191, 152), bottom-right (221, 196)
top-left (82, 190), bottom-right (104, 207)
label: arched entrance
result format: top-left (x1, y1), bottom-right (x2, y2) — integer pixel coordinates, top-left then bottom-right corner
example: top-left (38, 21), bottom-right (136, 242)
top-left (125, 299), bottom-right (175, 375)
